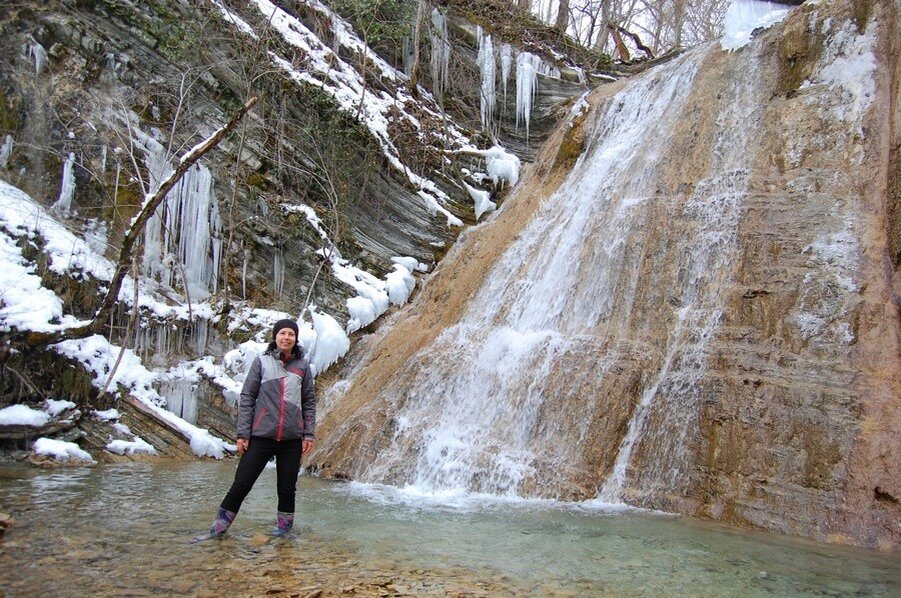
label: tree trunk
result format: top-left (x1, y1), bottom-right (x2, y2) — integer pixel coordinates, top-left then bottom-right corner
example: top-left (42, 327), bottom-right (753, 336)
top-left (673, 0), bottom-right (686, 48)
top-left (555, 0), bottom-right (571, 35)
top-left (594, 0), bottom-right (612, 52)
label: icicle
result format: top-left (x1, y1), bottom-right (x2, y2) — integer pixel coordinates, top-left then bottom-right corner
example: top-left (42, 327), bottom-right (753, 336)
top-left (477, 27), bottom-right (496, 131)
top-left (137, 126), bottom-right (220, 299)
top-left (140, 135), bottom-right (172, 286)
top-left (99, 145), bottom-right (107, 173)
top-left (52, 153), bottom-right (76, 215)
top-left (429, 8), bottom-right (450, 100)
top-left (500, 44), bottom-right (513, 103)
top-left (242, 248), bottom-right (250, 299)
top-left (160, 376), bottom-right (198, 423)
top-left (273, 247), bottom-right (285, 298)
top-left (174, 164), bottom-right (218, 300)
top-left (465, 182), bottom-right (496, 220)
top-left (516, 52), bottom-right (541, 140)
top-left (0, 135), bottom-right (13, 169)
top-left (192, 319), bottom-right (208, 355)
top-left (537, 60), bottom-right (561, 79)
top-left (210, 200), bottom-right (222, 295)
top-left (27, 40), bottom-right (48, 75)
top-left (721, 0), bottom-right (792, 51)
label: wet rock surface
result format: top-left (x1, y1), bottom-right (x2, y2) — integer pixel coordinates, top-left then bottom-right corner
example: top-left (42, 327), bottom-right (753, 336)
top-left (309, 0), bottom-right (900, 549)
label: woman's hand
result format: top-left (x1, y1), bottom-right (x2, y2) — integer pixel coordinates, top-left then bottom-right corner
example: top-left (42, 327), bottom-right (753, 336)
top-left (236, 438), bottom-right (250, 454)
top-left (302, 439), bottom-right (314, 455)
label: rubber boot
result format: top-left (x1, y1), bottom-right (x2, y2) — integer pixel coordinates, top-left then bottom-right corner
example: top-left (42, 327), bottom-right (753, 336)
top-left (210, 507), bottom-right (236, 537)
top-left (273, 511), bottom-right (294, 537)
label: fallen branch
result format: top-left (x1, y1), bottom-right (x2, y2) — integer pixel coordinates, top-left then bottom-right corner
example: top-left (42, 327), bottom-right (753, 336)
top-left (606, 23), bottom-right (655, 61)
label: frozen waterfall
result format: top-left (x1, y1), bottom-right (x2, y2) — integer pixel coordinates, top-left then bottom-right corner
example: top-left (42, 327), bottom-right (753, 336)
top-left (141, 138), bottom-right (222, 301)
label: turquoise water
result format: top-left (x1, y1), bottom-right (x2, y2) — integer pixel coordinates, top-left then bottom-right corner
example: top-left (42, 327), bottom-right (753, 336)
top-left (0, 460), bottom-right (897, 596)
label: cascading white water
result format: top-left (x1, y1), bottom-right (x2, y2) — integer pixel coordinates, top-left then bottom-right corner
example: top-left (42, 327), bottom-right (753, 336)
top-left (359, 48), bottom-right (716, 498)
top-left (600, 39), bottom-right (767, 501)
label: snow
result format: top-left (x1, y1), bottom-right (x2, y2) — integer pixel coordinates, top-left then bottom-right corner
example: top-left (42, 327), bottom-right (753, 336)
top-left (385, 264), bottom-right (416, 305)
top-left (465, 183), bottom-right (496, 221)
top-left (45, 399), bottom-right (76, 416)
top-left (92, 408), bottom-right (121, 421)
top-left (391, 256), bottom-right (427, 273)
top-left (33, 437), bottom-right (95, 463)
top-left (721, 0), bottom-right (792, 51)
top-left (53, 333), bottom-right (230, 458)
top-left (210, 0), bottom-right (489, 230)
top-left (308, 306), bottom-right (351, 374)
top-left (346, 295), bottom-right (383, 333)
top-left (209, 0), bottom-right (258, 38)
top-left (0, 404), bottom-right (50, 427)
top-left (106, 437), bottom-right (157, 456)
top-left (484, 146), bottom-right (520, 187)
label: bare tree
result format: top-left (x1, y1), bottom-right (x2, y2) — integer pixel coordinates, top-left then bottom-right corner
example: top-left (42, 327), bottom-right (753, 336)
top-left (555, 0), bottom-right (572, 34)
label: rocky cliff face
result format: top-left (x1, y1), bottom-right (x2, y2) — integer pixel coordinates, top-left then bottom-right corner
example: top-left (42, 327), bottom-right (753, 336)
top-left (0, 0), bottom-right (591, 455)
top-left (309, 0), bottom-right (900, 549)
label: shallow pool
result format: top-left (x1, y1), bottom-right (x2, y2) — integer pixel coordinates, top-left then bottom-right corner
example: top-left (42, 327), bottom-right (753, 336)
top-left (0, 460), bottom-right (897, 596)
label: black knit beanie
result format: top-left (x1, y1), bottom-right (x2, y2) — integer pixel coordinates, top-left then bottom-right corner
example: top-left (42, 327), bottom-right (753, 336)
top-left (272, 318), bottom-right (299, 341)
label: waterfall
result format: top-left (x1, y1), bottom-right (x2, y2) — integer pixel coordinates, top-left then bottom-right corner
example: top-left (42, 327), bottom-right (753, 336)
top-left (600, 39), bottom-right (768, 502)
top-left (141, 137), bottom-right (221, 300)
top-left (354, 48), bottom-right (712, 498)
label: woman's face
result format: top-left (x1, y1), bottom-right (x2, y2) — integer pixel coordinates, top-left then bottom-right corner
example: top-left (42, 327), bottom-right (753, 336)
top-left (275, 327), bottom-right (297, 352)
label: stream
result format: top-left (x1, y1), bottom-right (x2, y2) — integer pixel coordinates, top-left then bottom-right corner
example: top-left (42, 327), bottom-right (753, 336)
top-left (0, 460), bottom-right (898, 596)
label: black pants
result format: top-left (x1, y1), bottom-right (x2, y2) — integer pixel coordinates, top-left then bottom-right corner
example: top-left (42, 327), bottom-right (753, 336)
top-left (220, 436), bottom-right (303, 514)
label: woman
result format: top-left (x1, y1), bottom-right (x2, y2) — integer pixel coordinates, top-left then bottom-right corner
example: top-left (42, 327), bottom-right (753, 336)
top-left (206, 318), bottom-right (316, 538)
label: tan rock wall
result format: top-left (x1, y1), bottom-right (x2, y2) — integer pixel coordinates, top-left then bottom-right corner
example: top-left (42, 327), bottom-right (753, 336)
top-left (310, 0), bottom-right (899, 549)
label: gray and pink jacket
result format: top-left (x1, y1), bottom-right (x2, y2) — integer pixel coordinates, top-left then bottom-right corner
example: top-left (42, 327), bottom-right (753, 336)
top-left (237, 346), bottom-right (316, 441)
